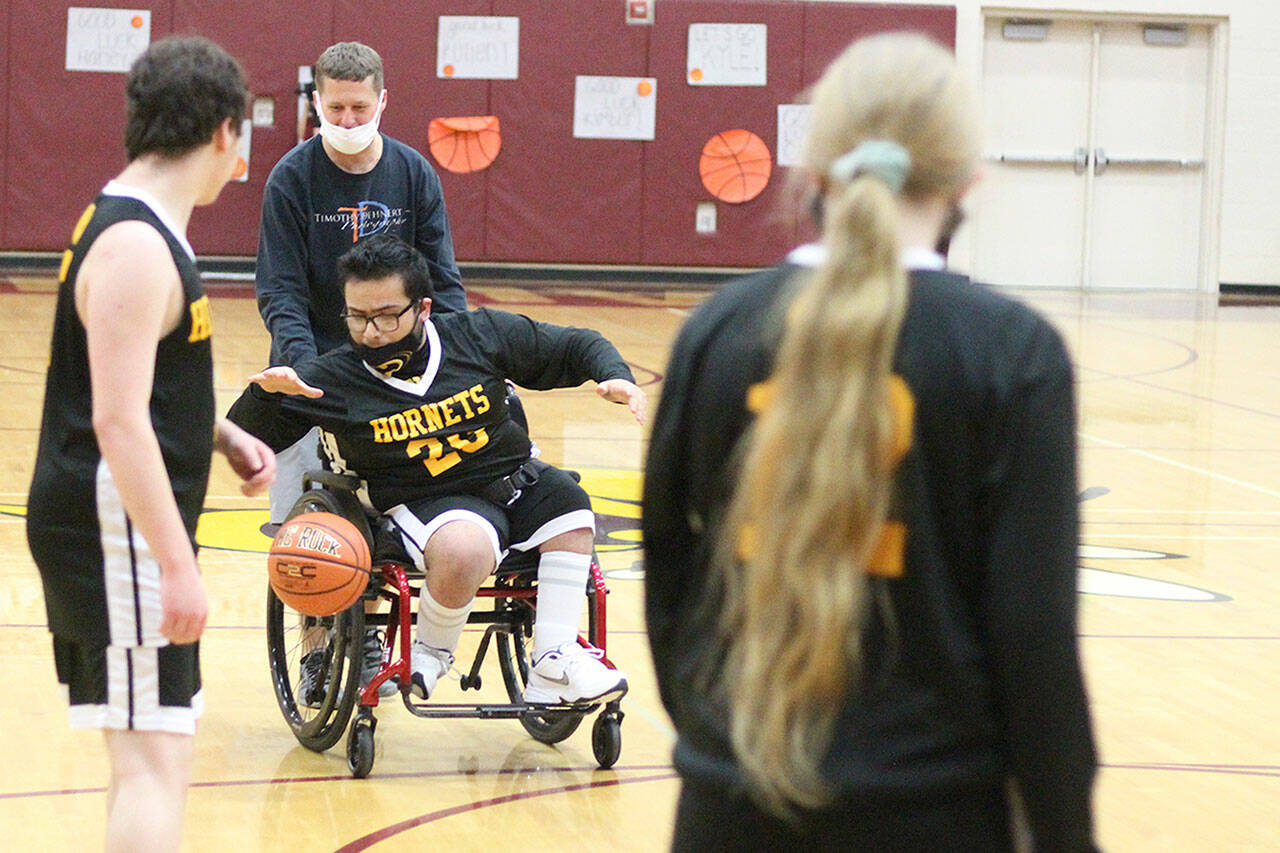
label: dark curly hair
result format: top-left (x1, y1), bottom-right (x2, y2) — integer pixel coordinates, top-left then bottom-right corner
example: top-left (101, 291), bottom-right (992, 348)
top-left (125, 36), bottom-right (248, 161)
top-left (337, 234), bottom-right (435, 301)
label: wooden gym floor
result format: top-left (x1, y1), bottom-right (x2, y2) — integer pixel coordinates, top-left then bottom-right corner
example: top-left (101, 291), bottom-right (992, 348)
top-left (0, 276), bottom-right (1277, 851)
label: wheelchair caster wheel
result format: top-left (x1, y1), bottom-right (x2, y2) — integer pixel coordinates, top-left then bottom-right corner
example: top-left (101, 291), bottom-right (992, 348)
top-left (460, 673), bottom-right (481, 690)
top-left (591, 711), bottom-right (622, 769)
top-left (347, 716), bottom-right (376, 778)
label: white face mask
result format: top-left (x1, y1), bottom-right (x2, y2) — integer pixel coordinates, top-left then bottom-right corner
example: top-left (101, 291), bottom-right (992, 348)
top-left (314, 89), bottom-right (386, 155)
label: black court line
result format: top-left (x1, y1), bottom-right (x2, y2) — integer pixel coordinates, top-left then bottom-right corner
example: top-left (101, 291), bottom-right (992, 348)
top-left (333, 771), bottom-right (679, 851)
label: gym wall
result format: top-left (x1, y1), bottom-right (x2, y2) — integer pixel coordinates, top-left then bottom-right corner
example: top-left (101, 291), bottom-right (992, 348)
top-left (1, 0), bottom-right (954, 268)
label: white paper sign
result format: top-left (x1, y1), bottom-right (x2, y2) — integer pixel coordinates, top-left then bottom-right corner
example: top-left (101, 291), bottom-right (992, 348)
top-left (66, 7), bottom-right (151, 73)
top-left (573, 76), bottom-right (657, 141)
top-left (776, 104), bottom-right (813, 167)
top-left (687, 23), bottom-right (766, 86)
top-left (437, 16), bottom-right (519, 79)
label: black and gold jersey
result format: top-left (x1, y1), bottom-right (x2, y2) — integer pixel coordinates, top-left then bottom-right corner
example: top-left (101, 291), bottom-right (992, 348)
top-left (27, 182), bottom-right (215, 644)
top-left (228, 307), bottom-right (633, 512)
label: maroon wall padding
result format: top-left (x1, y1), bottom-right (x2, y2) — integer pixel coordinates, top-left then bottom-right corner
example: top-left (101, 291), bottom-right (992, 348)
top-left (802, 2), bottom-right (955, 86)
top-left (4, 2), bottom-right (956, 264)
top-left (791, 3), bottom-right (958, 248)
top-left (176, 0), bottom-right (337, 255)
top-left (485, 0), bottom-right (650, 264)
top-left (642, 1), bottom-right (804, 267)
top-left (0, 6), bottom-right (9, 249)
top-left (6, 1), bottom-right (174, 251)
top-left (332, 0), bottom-right (494, 260)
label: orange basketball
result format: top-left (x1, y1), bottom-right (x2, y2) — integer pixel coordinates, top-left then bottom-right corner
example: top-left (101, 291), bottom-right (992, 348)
top-left (268, 512), bottom-right (371, 617)
top-left (699, 129), bottom-right (772, 204)
top-left (428, 116), bottom-right (501, 173)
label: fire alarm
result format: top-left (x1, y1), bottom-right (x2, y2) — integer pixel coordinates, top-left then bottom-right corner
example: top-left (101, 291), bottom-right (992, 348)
top-left (627, 0), bottom-right (654, 25)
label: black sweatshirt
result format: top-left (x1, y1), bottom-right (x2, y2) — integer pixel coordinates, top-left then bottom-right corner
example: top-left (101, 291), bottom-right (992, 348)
top-left (255, 134), bottom-right (467, 366)
top-left (642, 263), bottom-right (1096, 850)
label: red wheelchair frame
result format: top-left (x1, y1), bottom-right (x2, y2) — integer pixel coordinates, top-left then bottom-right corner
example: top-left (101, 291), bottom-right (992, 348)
top-left (265, 470), bottom-right (625, 778)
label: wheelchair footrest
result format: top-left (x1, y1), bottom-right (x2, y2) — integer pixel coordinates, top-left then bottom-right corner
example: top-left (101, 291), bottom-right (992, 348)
top-left (400, 700), bottom-right (597, 720)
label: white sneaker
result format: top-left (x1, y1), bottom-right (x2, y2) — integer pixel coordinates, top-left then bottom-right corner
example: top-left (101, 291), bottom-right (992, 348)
top-left (409, 641), bottom-right (453, 700)
top-left (524, 642), bottom-right (628, 705)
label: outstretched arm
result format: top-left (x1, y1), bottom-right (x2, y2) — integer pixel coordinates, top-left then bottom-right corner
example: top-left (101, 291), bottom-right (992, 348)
top-left (596, 378), bottom-right (646, 424)
top-left (247, 365), bottom-right (325, 397)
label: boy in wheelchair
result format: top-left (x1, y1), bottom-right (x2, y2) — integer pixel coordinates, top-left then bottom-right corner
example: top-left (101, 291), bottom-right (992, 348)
top-left (227, 234), bottom-right (644, 705)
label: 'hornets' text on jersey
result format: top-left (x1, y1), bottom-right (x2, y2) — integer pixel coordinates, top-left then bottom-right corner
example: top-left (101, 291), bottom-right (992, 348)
top-left (227, 307), bottom-right (634, 511)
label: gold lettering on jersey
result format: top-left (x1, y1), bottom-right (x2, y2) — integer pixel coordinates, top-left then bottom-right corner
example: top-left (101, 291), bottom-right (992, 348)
top-left (187, 295), bottom-right (213, 342)
top-left (59, 203), bottom-right (97, 283)
top-left (421, 404), bottom-right (444, 432)
top-left (740, 375), bottom-right (915, 578)
top-left (367, 384), bottom-right (492, 443)
top-left (867, 376), bottom-right (914, 578)
top-left (402, 408), bottom-right (426, 436)
top-left (387, 413), bottom-right (410, 441)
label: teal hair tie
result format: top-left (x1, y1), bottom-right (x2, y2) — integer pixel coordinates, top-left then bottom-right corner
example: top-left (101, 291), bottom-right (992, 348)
top-left (828, 140), bottom-right (911, 193)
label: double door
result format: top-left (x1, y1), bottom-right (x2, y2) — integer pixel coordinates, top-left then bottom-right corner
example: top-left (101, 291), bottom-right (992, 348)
top-left (973, 16), bottom-right (1219, 290)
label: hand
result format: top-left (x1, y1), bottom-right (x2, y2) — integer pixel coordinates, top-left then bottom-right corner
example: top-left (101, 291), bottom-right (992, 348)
top-left (160, 560), bottom-right (207, 645)
top-left (214, 418), bottom-right (276, 496)
top-left (596, 379), bottom-right (647, 425)
top-left (247, 366), bottom-right (324, 398)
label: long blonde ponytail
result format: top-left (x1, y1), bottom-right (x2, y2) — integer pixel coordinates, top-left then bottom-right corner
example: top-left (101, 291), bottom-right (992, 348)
top-left (712, 33), bottom-right (979, 815)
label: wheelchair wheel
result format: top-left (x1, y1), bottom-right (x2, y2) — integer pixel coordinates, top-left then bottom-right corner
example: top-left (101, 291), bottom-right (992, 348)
top-left (496, 623), bottom-right (584, 744)
top-left (264, 487), bottom-right (368, 752)
top-left (266, 588), bottom-right (364, 752)
top-left (591, 710), bottom-right (622, 769)
top-left (346, 713), bottom-right (376, 779)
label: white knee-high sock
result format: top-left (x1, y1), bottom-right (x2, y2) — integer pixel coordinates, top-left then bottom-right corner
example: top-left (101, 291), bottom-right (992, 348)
top-left (533, 550), bottom-right (591, 657)
top-left (416, 587), bottom-right (473, 655)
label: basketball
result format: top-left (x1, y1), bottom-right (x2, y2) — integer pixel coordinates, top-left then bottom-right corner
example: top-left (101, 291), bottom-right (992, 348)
top-left (699, 130), bottom-right (772, 204)
top-left (268, 512), bottom-right (371, 617)
top-left (429, 116), bottom-right (502, 173)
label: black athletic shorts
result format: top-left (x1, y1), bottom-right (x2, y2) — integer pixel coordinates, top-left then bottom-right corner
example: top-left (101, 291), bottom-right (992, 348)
top-left (53, 635), bottom-right (203, 734)
top-left (385, 461), bottom-right (594, 571)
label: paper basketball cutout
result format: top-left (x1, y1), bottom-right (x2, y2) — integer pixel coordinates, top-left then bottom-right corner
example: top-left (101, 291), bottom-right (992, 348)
top-left (700, 130), bottom-right (772, 204)
top-left (268, 512), bottom-right (371, 617)
top-left (428, 116), bottom-right (501, 173)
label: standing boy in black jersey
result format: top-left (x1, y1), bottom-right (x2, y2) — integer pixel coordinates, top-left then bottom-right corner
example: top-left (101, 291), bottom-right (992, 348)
top-left (228, 235), bottom-right (643, 705)
top-left (26, 38), bottom-right (275, 852)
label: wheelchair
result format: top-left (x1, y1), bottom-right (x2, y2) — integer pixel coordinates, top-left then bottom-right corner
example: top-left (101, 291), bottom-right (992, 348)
top-left (265, 469), bottom-right (625, 778)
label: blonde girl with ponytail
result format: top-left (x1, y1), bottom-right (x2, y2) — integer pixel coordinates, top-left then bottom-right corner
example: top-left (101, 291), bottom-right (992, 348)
top-left (644, 32), bottom-right (1097, 852)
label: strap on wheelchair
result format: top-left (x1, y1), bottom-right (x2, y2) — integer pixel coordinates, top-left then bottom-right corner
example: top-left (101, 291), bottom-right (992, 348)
top-left (479, 460), bottom-right (540, 507)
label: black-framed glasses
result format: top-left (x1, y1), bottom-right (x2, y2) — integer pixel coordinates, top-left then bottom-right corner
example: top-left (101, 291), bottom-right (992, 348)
top-left (340, 302), bottom-right (417, 333)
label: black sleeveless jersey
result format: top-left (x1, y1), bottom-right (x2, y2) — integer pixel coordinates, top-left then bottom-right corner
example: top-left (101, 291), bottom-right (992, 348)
top-left (27, 184), bottom-right (215, 643)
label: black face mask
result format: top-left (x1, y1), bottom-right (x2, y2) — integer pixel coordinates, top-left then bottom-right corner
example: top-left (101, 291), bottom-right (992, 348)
top-left (352, 314), bottom-right (427, 376)
top-left (934, 201), bottom-right (966, 259)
